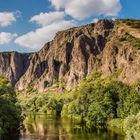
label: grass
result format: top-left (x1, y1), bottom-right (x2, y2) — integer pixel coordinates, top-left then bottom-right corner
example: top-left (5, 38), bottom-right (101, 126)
top-left (119, 32), bottom-right (140, 50)
top-left (123, 19), bottom-right (140, 28)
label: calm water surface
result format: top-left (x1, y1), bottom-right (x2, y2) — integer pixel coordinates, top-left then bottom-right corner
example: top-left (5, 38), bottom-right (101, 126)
top-left (20, 113), bottom-right (124, 140)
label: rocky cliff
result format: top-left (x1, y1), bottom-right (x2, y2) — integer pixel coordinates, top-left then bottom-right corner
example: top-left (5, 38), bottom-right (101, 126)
top-left (0, 52), bottom-right (31, 86)
top-left (0, 19), bottom-right (140, 92)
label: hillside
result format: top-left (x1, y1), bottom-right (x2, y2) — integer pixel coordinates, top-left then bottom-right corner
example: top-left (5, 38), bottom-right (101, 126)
top-left (0, 19), bottom-right (140, 92)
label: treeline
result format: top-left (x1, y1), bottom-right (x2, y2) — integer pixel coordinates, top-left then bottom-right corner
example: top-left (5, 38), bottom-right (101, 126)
top-left (20, 93), bottom-right (63, 116)
top-left (19, 72), bottom-right (140, 139)
top-left (0, 77), bottom-right (23, 140)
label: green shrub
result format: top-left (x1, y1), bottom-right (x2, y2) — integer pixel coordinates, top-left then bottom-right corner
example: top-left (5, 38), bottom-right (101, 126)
top-left (119, 32), bottom-right (140, 50)
top-left (0, 77), bottom-right (23, 139)
top-left (124, 112), bottom-right (140, 140)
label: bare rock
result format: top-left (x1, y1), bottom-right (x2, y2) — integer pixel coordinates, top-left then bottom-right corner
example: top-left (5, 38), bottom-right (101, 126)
top-left (0, 19), bottom-right (140, 92)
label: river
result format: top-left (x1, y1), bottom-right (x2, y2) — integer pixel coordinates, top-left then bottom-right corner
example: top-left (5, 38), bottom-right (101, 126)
top-left (19, 113), bottom-right (124, 140)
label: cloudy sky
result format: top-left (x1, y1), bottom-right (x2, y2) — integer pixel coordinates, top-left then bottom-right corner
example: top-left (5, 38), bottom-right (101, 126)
top-left (0, 0), bottom-right (139, 52)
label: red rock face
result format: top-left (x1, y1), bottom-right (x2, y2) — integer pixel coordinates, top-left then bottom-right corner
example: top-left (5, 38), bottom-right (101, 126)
top-left (0, 20), bottom-right (140, 92)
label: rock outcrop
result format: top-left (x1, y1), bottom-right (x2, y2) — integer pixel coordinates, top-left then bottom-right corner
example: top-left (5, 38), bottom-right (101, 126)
top-left (0, 52), bottom-right (31, 86)
top-left (0, 19), bottom-right (140, 92)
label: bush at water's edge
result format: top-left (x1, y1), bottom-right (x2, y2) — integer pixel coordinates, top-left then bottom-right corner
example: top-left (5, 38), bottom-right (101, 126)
top-left (0, 77), bottom-right (24, 139)
top-left (108, 112), bottom-right (140, 140)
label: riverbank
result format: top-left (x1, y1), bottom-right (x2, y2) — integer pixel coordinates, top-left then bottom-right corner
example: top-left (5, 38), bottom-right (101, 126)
top-left (107, 113), bottom-right (140, 140)
top-left (18, 72), bottom-right (140, 140)
top-left (20, 113), bottom-right (124, 140)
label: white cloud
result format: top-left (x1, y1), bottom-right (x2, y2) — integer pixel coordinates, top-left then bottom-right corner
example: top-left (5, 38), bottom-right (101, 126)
top-left (30, 11), bottom-right (65, 27)
top-left (49, 0), bottom-right (121, 20)
top-left (0, 12), bottom-right (19, 27)
top-left (15, 19), bottom-right (75, 49)
top-left (15, 11), bottom-right (76, 49)
top-left (92, 18), bottom-right (99, 23)
top-left (49, 0), bottom-right (69, 10)
top-left (112, 18), bottom-right (116, 21)
top-left (0, 32), bottom-right (17, 45)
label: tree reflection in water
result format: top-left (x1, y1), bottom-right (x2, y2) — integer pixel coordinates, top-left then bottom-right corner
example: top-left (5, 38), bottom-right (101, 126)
top-left (20, 113), bottom-right (124, 140)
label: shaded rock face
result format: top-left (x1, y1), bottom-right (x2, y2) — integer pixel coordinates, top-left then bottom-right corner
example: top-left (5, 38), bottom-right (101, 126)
top-left (0, 52), bottom-right (31, 86)
top-left (0, 20), bottom-right (140, 92)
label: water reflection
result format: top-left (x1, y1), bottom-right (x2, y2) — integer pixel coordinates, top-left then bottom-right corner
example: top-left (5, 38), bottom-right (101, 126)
top-left (20, 113), bottom-right (124, 140)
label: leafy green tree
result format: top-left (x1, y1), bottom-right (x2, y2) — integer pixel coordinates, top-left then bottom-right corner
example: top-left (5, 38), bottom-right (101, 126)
top-left (0, 77), bottom-right (23, 139)
top-left (47, 98), bottom-right (63, 116)
top-left (87, 83), bottom-right (117, 125)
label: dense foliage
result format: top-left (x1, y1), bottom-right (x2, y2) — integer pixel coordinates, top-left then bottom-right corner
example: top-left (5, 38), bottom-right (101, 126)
top-left (20, 94), bottom-right (63, 116)
top-left (20, 72), bottom-right (140, 139)
top-left (124, 112), bottom-right (140, 140)
top-left (61, 73), bottom-right (140, 126)
top-left (0, 77), bottom-right (23, 139)
top-left (20, 72), bottom-right (140, 129)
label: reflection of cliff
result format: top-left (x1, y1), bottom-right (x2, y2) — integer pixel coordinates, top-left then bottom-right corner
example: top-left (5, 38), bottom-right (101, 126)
top-left (21, 114), bottom-right (123, 140)
top-left (46, 117), bottom-right (71, 140)
top-left (23, 114), bottom-right (71, 140)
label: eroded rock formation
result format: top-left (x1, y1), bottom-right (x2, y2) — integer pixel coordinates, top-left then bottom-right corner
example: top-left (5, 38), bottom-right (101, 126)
top-left (0, 19), bottom-right (140, 92)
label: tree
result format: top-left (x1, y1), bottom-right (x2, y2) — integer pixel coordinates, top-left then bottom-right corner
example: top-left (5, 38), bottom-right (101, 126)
top-left (0, 77), bottom-right (23, 139)
top-left (47, 98), bottom-right (63, 117)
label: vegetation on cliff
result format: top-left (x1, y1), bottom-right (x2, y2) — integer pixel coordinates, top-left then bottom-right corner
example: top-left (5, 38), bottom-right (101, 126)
top-left (123, 19), bottom-right (140, 28)
top-left (119, 32), bottom-right (140, 50)
top-left (0, 19), bottom-right (140, 92)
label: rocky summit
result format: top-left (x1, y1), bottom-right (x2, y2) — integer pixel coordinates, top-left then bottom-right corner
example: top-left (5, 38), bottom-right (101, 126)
top-left (0, 19), bottom-right (140, 92)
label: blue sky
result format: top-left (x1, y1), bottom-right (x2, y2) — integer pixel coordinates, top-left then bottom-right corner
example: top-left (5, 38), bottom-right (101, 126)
top-left (0, 0), bottom-right (140, 52)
